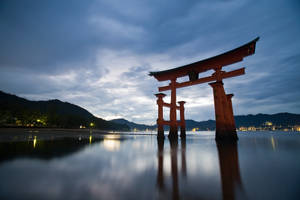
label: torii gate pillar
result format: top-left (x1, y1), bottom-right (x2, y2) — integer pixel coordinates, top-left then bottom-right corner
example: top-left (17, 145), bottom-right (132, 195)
top-left (226, 94), bottom-right (236, 133)
top-left (155, 93), bottom-right (166, 139)
top-left (209, 81), bottom-right (238, 141)
top-left (178, 101), bottom-right (186, 138)
top-left (169, 79), bottom-right (178, 139)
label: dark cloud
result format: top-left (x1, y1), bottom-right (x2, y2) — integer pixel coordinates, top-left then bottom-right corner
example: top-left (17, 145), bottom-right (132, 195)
top-left (0, 0), bottom-right (100, 72)
top-left (0, 0), bottom-right (299, 123)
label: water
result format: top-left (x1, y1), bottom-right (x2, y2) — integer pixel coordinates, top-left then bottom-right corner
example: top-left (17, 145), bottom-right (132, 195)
top-left (0, 130), bottom-right (299, 200)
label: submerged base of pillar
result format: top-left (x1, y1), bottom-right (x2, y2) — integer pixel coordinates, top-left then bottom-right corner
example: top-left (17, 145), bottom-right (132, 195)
top-left (168, 126), bottom-right (178, 140)
top-left (157, 129), bottom-right (165, 139)
top-left (157, 133), bottom-right (165, 139)
top-left (180, 128), bottom-right (186, 138)
top-left (215, 130), bottom-right (238, 142)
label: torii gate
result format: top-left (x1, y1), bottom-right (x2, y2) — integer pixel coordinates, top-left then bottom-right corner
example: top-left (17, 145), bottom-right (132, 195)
top-left (149, 37), bottom-right (259, 141)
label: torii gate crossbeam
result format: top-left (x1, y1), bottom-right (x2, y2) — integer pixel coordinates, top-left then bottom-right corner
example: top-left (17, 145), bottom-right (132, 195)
top-left (149, 37), bottom-right (259, 141)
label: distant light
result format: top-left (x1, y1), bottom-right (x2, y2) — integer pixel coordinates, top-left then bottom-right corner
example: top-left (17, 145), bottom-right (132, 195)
top-left (90, 122), bottom-right (95, 127)
top-left (33, 136), bottom-right (37, 148)
top-left (265, 121), bottom-right (273, 126)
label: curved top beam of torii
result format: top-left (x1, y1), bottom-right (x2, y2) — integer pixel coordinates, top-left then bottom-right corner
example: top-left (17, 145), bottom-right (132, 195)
top-left (149, 37), bottom-right (259, 82)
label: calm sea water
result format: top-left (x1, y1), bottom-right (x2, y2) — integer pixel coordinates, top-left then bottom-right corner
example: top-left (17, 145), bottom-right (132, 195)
top-left (0, 130), bottom-right (299, 200)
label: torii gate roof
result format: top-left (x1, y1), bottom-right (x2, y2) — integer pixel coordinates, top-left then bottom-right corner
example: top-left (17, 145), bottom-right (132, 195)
top-left (149, 37), bottom-right (259, 81)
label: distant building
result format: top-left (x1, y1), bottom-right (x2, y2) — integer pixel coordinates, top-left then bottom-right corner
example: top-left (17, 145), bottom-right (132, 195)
top-left (294, 126), bottom-right (300, 132)
top-left (265, 121), bottom-right (273, 126)
top-left (239, 127), bottom-right (247, 131)
top-left (192, 128), bottom-right (199, 132)
top-left (247, 126), bottom-right (256, 131)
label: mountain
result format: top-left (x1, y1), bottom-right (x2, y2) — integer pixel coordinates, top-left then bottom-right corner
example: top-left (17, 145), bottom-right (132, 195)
top-left (110, 118), bottom-right (155, 131)
top-left (2, 90), bottom-right (299, 131)
top-left (0, 91), bottom-right (129, 130)
top-left (111, 113), bottom-right (300, 131)
top-left (234, 113), bottom-right (300, 127)
top-left (184, 113), bottom-right (300, 130)
top-left (185, 119), bottom-right (216, 130)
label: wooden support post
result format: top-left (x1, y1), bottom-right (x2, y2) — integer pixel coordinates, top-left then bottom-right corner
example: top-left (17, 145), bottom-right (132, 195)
top-left (155, 93), bottom-right (166, 139)
top-left (178, 101), bottom-right (186, 138)
top-left (226, 94), bottom-right (237, 133)
top-left (169, 79), bottom-right (178, 139)
top-left (209, 81), bottom-right (238, 141)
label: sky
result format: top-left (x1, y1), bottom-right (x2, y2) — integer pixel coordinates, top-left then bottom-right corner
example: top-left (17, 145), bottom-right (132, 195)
top-left (0, 0), bottom-right (300, 124)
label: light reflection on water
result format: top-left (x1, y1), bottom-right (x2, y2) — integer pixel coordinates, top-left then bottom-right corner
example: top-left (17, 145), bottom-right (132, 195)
top-left (103, 135), bottom-right (121, 151)
top-left (0, 131), bottom-right (299, 200)
top-left (33, 136), bottom-right (37, 148)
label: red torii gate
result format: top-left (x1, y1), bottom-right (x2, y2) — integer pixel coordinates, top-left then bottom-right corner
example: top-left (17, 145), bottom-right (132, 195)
top-left (149, 37), bottom-right (259, 141)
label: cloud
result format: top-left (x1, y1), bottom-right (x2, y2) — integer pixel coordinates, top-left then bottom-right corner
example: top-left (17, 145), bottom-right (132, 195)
top-left (0, 0), bottom-right (300, 124)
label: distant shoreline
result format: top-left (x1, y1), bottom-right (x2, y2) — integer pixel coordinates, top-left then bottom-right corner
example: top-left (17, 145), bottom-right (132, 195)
top-left (0, 127), bottom-right (124, 139)
top-left (0, 127), bottom-right (155, 137)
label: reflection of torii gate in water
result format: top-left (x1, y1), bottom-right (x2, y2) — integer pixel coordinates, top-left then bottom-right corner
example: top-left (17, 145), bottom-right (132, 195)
top-left (150, 37), bottom-right (259, 141)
